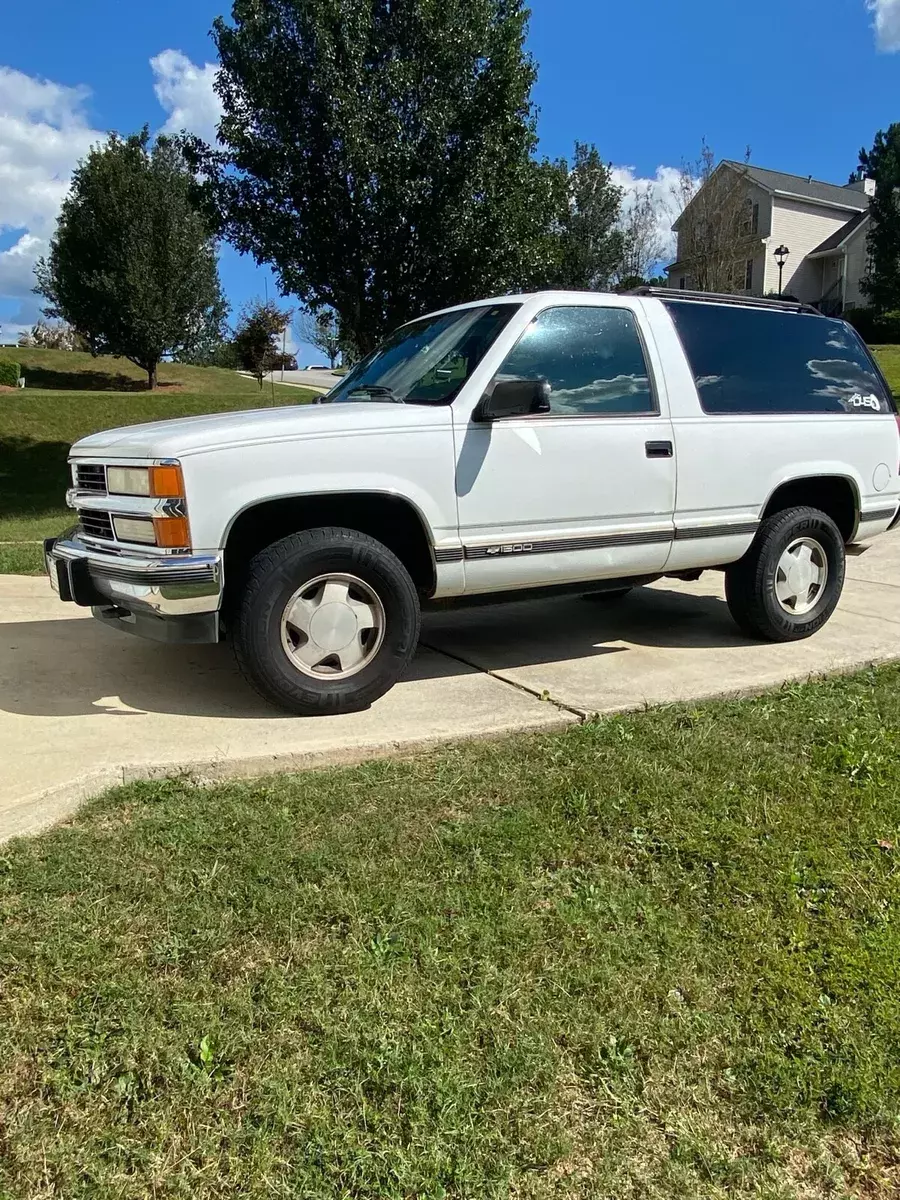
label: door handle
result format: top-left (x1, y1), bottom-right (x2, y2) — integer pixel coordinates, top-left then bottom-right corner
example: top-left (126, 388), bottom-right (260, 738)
top-left (645, 440), bottom-right (673, 458)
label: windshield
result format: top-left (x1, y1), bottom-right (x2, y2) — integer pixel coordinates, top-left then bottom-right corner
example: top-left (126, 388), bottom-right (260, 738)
top-left (323, 304), bottom-right (520, 405)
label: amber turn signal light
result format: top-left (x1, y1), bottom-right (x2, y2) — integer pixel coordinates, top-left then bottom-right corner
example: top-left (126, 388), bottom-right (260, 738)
top-left (152, 516), bottom-right (191, 549)
top-left (149, 464), bottom-right (185, 498)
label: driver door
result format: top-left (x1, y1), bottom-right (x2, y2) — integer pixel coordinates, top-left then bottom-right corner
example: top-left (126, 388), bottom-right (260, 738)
top-left (453, 302), bottom-right (676, 594)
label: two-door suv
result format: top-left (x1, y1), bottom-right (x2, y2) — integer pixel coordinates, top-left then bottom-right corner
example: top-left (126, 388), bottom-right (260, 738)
top-left (46, 288), bottom-right (900, 714)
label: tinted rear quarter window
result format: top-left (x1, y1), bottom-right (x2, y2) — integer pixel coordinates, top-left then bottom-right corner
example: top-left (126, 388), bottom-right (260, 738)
top-left (663, 301), bottom-right (894, 415)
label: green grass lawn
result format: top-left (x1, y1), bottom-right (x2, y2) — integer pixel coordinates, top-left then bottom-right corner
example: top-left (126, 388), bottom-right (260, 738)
top-left (0, 348), bottom-right (316, 573)
top-left (871, 344), bottom-right (900, 393)
top-left (2, 667), bottom-right (900, 1197)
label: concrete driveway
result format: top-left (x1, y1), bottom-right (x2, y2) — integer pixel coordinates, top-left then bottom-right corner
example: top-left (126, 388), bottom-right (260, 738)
top-left (2, 533), bottom-right (898, 841)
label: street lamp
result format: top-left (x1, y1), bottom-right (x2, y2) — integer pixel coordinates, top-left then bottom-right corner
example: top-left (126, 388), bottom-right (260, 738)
top-left (774, 245), bottom-right (790, 297)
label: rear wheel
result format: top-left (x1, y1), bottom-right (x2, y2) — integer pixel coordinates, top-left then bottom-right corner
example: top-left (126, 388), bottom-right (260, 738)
top-left (233, 527), bottom-right (421, 714)
top-left (725, 506), bottom-right (845, 642)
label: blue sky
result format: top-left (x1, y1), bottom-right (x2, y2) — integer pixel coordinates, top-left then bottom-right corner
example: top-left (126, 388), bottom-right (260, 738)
top-left (2, 0), bottom-right (899, 357)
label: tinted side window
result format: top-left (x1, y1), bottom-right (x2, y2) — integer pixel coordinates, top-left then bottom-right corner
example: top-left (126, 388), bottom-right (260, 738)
top-left (664, 301), bottom-right (894, 415)
top-left (494, 306), bottom-right (655, 416)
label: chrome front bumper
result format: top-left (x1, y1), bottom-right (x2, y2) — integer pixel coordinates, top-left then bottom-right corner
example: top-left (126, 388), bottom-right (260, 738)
top-left (45, 535), bottom-right (223, 643)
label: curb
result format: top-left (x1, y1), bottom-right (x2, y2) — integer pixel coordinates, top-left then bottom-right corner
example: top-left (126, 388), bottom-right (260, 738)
top-left (5, 652), bottom-right (898, 845)
top-left (0, 713), bottom-right (576, 844)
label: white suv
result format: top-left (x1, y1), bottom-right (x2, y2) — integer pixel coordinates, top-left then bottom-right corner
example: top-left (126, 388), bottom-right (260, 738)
top-left (46, 289), bottom-right (900, 714)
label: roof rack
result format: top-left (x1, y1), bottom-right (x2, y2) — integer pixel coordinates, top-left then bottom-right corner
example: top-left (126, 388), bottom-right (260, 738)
top-left (628, 286), bottom-right (823, 317)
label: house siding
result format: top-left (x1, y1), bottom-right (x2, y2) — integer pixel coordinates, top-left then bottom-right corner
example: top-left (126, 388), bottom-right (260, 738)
top-left (768, 198), bottom-right (856, 302)
top-left (668, 177), bottom-right (772, 292)
top-left (820, 254), bottom-right (842, 302)
top-left (843, 223), bottom-right (870, 309)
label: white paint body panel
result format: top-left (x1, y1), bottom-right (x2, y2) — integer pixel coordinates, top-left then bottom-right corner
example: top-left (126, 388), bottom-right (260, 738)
top-left (450, 295), bottom-right (676, 593)
top-left (68, 293), bottom-right (900, 603)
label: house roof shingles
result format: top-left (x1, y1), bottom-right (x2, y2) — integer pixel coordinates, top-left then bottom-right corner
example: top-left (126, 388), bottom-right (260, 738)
top-left (723, 161), bottom-right (870, 212)
top-left (807, 209), bottom-right (870, 256)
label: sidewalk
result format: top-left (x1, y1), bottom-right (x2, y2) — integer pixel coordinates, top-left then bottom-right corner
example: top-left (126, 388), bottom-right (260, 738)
top-left (1, 534), bottom-right (898, 841)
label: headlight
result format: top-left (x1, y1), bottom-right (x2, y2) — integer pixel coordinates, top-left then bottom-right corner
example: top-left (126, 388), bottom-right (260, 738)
top-left (107, 464), bottom-right (184, 497)
top-left (112, 515), bottom-right (191, 549)
top-left (107, 467), bottom-right (151, 496)
top-left (112, 516), bottom-right (156, 544)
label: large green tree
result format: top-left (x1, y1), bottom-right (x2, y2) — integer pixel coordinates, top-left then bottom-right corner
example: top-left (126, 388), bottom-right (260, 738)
top-left (859, 125), bottom-right (900, 313)
top-left (196, 0), bottom-right (560, 356)
top-left (36, 131), bottom-right (227, 389)
top-left (541, 144), bottom-right (624, 291)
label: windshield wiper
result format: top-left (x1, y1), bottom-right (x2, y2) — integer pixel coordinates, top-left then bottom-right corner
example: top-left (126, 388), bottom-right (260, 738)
top-left (345, 384), bottom-right (404, 403)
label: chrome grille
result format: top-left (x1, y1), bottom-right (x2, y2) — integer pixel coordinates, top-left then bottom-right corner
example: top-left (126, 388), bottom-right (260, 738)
top-left (74, 463), bottom-right (107, 493)
top-left (78, 510), bottom-right (115, 541)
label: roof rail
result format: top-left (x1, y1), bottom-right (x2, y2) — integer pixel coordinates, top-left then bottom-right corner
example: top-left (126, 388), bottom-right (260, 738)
top-left (629, 286), bottom-right (824, 317)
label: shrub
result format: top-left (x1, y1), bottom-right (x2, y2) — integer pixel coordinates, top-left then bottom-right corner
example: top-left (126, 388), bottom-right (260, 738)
top-left (842, 306), bottom-right (900, 343)
top-left (0, 360), bottom-right (20, 388)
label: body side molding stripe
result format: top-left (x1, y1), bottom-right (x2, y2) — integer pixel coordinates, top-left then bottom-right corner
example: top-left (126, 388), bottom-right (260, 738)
top-left (859, 507), bottom-right (897, 523)
top-left (673, 521), bottom-right (759, 541)
top-left (458, 520), bottom-right (760, 561)
top-left (463, 528), bottom-right (672, 560)
top-left (434, 547), bottom-right (465, 564)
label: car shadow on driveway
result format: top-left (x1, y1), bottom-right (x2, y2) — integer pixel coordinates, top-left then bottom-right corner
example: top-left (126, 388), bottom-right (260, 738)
top-left (0, 586), bottom-right (750, 719)
top-left (422, 585), bottom-right (751, 669)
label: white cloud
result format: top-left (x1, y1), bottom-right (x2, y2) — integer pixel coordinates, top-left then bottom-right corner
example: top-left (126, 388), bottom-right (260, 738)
top-left (610, 164), bottom-right (683, 264)
top-left (151, 49), bottom-right (222, 144)
top-left (0, 67), bottom-right (103, 327)
top-left (868, 0), bottom-right (900, 50)
top-left (0, 53), bottom-right (223, 334)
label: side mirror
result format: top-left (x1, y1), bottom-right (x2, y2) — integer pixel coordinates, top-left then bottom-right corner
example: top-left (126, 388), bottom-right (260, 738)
top-left (475, 378), bottom-right (551, 421)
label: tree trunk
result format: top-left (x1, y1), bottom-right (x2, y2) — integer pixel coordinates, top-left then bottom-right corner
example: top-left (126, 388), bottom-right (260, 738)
top-left (147, 362), bottom-right (158, 390)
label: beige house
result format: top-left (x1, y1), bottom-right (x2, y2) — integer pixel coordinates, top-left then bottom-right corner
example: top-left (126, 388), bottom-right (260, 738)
top-left (666, 163), bottom-right (873, 315)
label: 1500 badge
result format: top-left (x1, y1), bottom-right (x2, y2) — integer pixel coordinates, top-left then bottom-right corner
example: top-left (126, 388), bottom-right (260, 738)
top-left (486, 543), bottom-right (534, 555)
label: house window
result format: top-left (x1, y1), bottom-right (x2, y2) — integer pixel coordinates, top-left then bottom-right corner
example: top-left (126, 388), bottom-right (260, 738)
top-left (745, 259), bottom-right (754, 291)
top-left (751, 202), bottom-right (759, 234)
top-left (679, 276), bottom-right (686, 290)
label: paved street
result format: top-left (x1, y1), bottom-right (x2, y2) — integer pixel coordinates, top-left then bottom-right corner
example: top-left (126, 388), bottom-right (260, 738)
top-left (251, 367), bottom-right (343, 392)
top-left (2, 533), bottom-right (898, 841)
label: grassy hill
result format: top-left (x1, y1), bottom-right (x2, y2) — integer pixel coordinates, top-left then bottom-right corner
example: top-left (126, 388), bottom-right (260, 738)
top-left (2, 344), bottom-right (899, 576)
top-left (0, 348), bottom-right (317, 573)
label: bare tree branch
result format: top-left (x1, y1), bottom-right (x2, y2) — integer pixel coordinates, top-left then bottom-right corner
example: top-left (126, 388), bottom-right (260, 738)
top-left (297, 309), bottom-right (341, 368)
top-left (670, 142), bottom-right (759, 294)
top-left (617, 185), bottom-right (667, 283)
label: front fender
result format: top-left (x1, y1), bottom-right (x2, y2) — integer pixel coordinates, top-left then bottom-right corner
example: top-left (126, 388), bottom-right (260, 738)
top-left (181, 433), bottom-right (458, 551)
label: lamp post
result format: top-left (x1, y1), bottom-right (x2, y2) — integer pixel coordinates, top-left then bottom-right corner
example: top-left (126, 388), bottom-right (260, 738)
top-left (774, 245), bottom-right (790, 297)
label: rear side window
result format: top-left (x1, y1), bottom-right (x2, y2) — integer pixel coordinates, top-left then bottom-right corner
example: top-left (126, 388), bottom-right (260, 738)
top-left (663, 301), bottom-right (894, 415)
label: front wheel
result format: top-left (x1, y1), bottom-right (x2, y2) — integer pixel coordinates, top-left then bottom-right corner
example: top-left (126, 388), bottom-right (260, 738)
top-left (233, 527), bottom-right (421, 715)
top-left (724, 506), bottom-right (845, 642)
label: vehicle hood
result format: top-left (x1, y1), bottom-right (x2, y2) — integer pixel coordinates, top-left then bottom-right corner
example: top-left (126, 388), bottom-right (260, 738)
top-left (69, 401), bottom-right (450, 459)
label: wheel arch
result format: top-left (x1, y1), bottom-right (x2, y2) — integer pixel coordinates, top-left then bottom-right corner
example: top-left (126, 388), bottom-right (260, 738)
top-left (222, 490), bottom-right (439, 608)
top-left (760, 474), bottom-right (861, 543)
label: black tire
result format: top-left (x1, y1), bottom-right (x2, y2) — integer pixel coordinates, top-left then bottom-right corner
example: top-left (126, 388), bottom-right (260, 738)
top-left (724, 506), bottom-right (845, 642)
top-left (233, 527), bottom-right (421, 715)
top-left (581, 587), bottom-right (633, 602)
